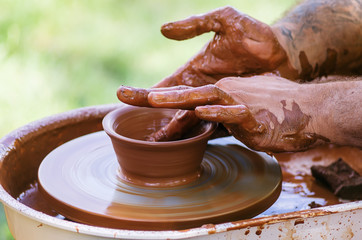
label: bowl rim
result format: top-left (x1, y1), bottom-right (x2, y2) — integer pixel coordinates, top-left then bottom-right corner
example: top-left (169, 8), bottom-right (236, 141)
top-left (102, 106), bottom-right (217, 147)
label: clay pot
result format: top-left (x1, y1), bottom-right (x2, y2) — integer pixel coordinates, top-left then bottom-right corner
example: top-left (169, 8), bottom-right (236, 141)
top-left (102, 106), bottom-right (217, 187)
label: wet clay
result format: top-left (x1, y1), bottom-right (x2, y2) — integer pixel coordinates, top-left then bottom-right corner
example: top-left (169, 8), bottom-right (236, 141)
top-left (38, 132), bottom-right (282, 230)
top-left (311, 158), bottom-right (362, 200)
top-left (274, 144), bottom-right (362, 208)
top-left (102, 106), bottom-right (216, 186)
top-left (299, 49), bottom-right (338, 81)
top-left (17, 181), bottom-right (60, 217)
top-left (247, 100), bottom-right (325, 152)
top-left (146, 110), bottom-right (201, 142)
top-left (220, 96), bottom-right (329, 153)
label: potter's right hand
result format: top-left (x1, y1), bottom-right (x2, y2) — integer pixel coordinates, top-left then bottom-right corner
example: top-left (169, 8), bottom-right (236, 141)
top-left (119, 76), bottom-right (332, 152)
top-left (154, 6), bottom-right (287, 88)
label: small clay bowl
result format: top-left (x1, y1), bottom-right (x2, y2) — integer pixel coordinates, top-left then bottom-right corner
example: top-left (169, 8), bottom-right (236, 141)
top-left (102, 106), bottom-right (216, 187)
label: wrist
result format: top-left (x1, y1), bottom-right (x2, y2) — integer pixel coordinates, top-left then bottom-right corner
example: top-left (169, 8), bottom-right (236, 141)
top-left (315, 81), bottom-right (362, 147)
top-left (270, 25), bottom-right (299, 80)
top-left (299, 81), bottom-right (362, 148)
top-left (291, 84), bottom-right (331, 147)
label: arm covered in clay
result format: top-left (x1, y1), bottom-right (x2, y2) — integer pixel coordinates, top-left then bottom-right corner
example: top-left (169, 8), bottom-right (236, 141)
top-left (146, 6), bottom-right (290, 141)
top-left (132, 0), bottom-right (362, 142)
top-left (272, 0), bottom-right (362, 80)
top-left (155, 0), bottom-right (361, 87)
top-left (119, 76), bottom-right (362, 152)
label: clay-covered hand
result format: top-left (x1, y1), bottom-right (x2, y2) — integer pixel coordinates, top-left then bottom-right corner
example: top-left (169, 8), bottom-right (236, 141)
top-left (145, 6), bottom-right (288, 141)
top-left (154, 6), bottom-right (287, 88)
top-left (119, 76), bottom-right (329, 152)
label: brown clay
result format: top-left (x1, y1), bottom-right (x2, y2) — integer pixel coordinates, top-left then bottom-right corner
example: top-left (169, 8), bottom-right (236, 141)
top-left (311, 158), bottom-right (362, 200)
top-left (17, 181), bottom-right (60, 217)
top-left (38, 132), bottom-right (282, 230)
top-left (247, 100), bottom-right (330, 152)
top-left (299, 49), bottom-right (339, 81)
top-left (274, 144), bottom-right (362, 207)
top-left (102, 106), bottom-right (216, 186)
top-left (146, 110), bottom-right (201, 142)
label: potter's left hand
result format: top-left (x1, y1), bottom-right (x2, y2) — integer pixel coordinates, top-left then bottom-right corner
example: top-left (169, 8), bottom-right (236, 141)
top-left (154, 6), bottom-right (286, 88)
top-left (119, 76), bottom-right (334, 152)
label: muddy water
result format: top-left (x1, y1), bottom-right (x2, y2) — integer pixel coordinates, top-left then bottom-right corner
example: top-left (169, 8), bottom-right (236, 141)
top-left (262, 144), bottom-right (362, 216)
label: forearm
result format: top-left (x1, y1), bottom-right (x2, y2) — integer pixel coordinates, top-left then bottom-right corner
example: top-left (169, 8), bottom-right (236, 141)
top-left (305, 78), bottom-right (362, 148)
top-left (271, 0), bottom-right (362, 81)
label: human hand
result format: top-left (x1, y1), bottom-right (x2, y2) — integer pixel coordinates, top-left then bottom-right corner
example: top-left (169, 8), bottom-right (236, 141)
top-left (119, 76), bottom-right (329, 152)
top-left (154, 6), bottom-right (287, 88)
top-left (144, 6), bottom-right (288, 141)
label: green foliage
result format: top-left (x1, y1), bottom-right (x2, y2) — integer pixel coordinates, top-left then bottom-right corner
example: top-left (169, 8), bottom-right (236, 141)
top-left (0, 205), bottom-right (13, 240)
top-left (0, 0), bottom-right (295, 237)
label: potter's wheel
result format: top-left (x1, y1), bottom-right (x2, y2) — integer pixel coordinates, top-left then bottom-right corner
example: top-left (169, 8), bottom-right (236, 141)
top-left (38, 131), bottom-right (281, 230)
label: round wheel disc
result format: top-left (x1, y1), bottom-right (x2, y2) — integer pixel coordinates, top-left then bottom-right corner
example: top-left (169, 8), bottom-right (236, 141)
top-left (38, 131), bottom-right (281, 230)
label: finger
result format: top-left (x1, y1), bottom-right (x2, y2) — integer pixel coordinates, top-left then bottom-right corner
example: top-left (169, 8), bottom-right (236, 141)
top-left (195, 105), bottom-right (263, 133)
top-left (209, 124), bottom-right (231, 140)
top-left (146, 110), bottom-right (200, 142)
top-left (117, 85), bottom-right (193, 107)
top-left (160, 7), bottom-right (234, 40)
top-left (195, 105), bottom-right (249, 124)
top-left (148, 85), bottom-right (235, 109)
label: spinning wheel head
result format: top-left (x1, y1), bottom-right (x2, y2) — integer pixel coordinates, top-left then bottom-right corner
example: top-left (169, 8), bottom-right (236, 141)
top-left (38, 131), bottom-right (282, 230)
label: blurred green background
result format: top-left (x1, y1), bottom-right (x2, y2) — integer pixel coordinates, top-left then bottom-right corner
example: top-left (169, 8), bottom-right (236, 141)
top-left (0, 0), bottom-right (295, 238)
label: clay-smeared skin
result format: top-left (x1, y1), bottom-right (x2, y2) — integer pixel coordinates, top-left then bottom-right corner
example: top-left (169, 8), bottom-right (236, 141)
top-left (236, 101), bottom-right (328, 152)
top-left (164, 76), bottom-right (328, 152)
top-left (272, 0), bottom-right (362, 80)
top-left (119, 1), bottom-right (361, 145)
top-left (146, 110), bottom-right (201, 141)
top-left (154, 6), bottom-right (287, 88)
top-left (117, 86), bottom-right (193, 107)
top-left (145, 6), bottom-right (288, 141)
top-left (142, 1), bottom-right (361, 143)
top-left (118, 76), bottom-right (362, 152)
top-left (118, 87), bottom-right (202, 141)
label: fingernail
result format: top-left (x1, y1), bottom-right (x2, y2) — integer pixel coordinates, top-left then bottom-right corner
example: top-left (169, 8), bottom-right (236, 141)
top-left (161, 23), bottom-right (171, 30)
top-left (117, 87), bottom-right (134, 99)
